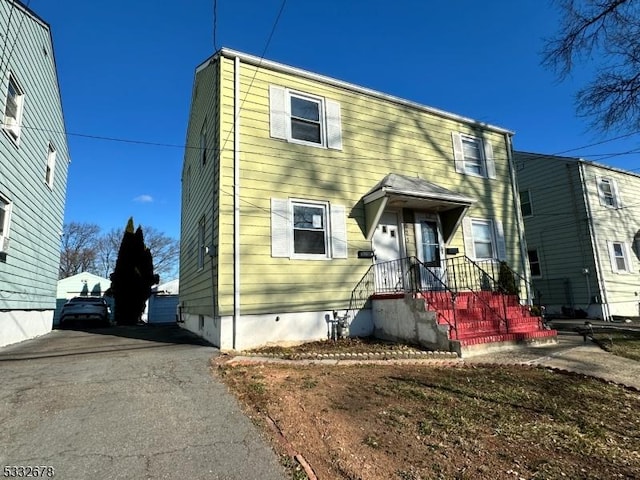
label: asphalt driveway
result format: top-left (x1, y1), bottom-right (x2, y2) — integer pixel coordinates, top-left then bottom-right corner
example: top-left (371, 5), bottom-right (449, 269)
top-left (0, 325), bottom-right (286, 480)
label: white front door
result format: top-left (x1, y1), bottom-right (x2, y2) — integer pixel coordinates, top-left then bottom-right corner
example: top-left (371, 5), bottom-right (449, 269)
top-left (372, 211), bottom-right (403, 291)
top-left (415, 213), bottom-right (446, 289)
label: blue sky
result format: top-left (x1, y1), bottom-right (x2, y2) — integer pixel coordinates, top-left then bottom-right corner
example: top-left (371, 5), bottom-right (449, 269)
top-left (30, 0), bottom-right (640, 240)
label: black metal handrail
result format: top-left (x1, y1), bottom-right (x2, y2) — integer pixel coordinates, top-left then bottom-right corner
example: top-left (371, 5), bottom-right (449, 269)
top-left (346, 257), bottom-right (459, 337)
top-left (474, 259), bottom-right (535, 303)
top-left (409, 257), bottom-right (458, 338)
top-left (347, 263), bottom-right (376, 316)
top-left (444, 256), bottom-right (509, 332)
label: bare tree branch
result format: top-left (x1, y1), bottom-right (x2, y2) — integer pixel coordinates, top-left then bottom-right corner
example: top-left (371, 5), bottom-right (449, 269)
top-left (542, 0), bottom-right (640, 132)
top-left (59, 222), bottom-right (101, 279)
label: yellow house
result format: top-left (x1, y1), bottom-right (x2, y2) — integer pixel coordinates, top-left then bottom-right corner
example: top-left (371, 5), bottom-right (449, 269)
top-left (179, 48), bottom-right (555, 354)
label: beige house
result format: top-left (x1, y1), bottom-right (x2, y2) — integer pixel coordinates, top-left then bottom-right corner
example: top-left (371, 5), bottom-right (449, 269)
top-left (179, 48), bottom-right (550, 352)
top-left (516, 152), bottom-right (640, 320)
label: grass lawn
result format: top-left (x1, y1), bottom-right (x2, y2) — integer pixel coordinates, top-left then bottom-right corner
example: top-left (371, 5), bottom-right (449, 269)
top-left (591, 329), bottom-right (640, 362)
top-left (216, 350), bottom-right (640, 479)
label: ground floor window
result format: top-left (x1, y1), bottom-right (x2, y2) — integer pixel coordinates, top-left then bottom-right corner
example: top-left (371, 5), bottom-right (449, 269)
top-left (528, 249), bottom-right (541, 277)
top-left (271, 198), bottom-right (347, 259)
top-left (608, 241), bottom-right (631, 273)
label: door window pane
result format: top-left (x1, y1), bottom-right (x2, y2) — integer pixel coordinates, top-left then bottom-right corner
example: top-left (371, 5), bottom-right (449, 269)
top-left (420, 221), bottom-right (439, 266)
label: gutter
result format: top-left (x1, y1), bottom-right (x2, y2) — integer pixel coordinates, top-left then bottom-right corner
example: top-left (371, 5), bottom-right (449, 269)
top-left (233, 56), bottom-right (241, 349)
top-left (197, 48), bottom-right (513, 136)
top-left (578, 162), bottom-right (611, 321)
top-left (506, 134), bottom-right (532, 303)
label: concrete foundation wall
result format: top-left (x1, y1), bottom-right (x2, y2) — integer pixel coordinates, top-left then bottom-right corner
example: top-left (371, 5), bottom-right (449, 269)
top-left (0, 310), bottom-right (53, 347)
top-left (180, 308), bottom-right (373, 351)
top-left (372, 296), bottom-right (451, 351)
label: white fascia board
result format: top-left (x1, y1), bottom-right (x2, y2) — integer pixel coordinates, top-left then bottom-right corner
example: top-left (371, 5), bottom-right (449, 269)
top-left (213, 48), bottom-right (514, 136)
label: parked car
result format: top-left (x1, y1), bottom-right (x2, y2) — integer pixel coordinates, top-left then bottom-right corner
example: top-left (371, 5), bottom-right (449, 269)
top-left (59, 296), bottom-right (111, 328)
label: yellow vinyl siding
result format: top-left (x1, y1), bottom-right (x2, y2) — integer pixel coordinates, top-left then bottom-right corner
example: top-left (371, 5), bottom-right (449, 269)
top-left (182, 53), bottom-right (521, 318)
top-left (226, 61), bottom-right (516, 316)
top-left (180, 60), bottom-right (222, 316)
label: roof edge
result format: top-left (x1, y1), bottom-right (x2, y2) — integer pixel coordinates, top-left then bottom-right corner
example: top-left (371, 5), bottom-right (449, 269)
top-left (195, 48), bottom-right (515, 136)
top-left (514, 150), bottom-right (640, 179)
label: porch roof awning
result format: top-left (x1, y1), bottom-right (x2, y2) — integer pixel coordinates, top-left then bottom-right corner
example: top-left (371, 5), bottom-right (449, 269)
top-left (363, 173), bottom-right (476, 241)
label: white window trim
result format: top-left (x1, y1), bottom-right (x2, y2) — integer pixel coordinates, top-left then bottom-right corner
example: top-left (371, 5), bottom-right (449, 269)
top-left (0, 193), bottom-right (13, 253)
top-left (271, 198), bottom-right (347, 260)
top-left (269, 85), bottom-right (343, 150)
top-left (597, 177), bottom-right (621, 209)
top-left (3, 72), bottom-right (25, 144)
top-left (288, 92), bottom-right (324, 147)
top-left (608, 240), bottom-right (632, 274)
top-left (45, 142), bottom-right (56, 189)
top-left (290, 200), bottom-right (330, 260)
top-left (452, 132), bottom-right (496, 179)
top-left (462, 216), bottom-right (507, 261)
top-left (520, 189), bottom-right (533, 217)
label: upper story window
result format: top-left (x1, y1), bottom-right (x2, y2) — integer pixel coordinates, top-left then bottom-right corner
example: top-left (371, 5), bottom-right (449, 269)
top-left (452, 132), bottom-right (496, 179)
top-left (597, 177), bottom-right (620, 209)
top-left (45, 142), bottom-right (56, 189)
top-left (200, 120), bottom-right (207, 166)
top-left (520, 190), bottom-right (533, 217)
top-left (3, 73), bottom-right (25, 143)
top-left (290, 94), bottom-right (322, 144)
top-left (0, 193), bottom-right (12, 252)
top-left (269, 85), bottom-right (342, 150)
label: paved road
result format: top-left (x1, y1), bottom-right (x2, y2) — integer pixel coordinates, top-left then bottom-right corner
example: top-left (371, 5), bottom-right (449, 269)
top-left (0, 326), bottom-right (286, 480)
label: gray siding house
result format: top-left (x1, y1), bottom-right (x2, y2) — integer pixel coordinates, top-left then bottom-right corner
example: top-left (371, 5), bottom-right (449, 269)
top-left (0, 0), bottom-right (70, 347)
top-left (515, 152), bottom-right (640, 320)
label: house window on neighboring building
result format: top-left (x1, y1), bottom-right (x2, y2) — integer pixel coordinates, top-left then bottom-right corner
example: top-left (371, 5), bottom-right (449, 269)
top-left (269, 85), bottom-right (343, 150)
top-left (45, 142), bottom-right (56, 189)
top-left (597, 177), bottom-right (620, 208)
top-left (3, 73), bottom-right (24, 142)
top-left (197, 216), bottom-right (205, 270)
top-left (528, 249), bottom-right (541, 277)
top-left (520, 190), bottom-right (533, 217)
top-left (200, 120), bottom-right (207, 166)
top-left (451, 132), bottom-right (495, 179)
top-left (608, 241), bottom-right (631, 273)
top-left (0, 193), bottom-right (12, 252)
top-left (185, 165), bottom-right (191, 204)
top-left (270, 198), bottom-right (348, 260)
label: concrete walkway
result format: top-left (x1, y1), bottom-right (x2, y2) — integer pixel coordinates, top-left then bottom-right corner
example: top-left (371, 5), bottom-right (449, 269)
top-left (464, 332), bottom-right (640, 391)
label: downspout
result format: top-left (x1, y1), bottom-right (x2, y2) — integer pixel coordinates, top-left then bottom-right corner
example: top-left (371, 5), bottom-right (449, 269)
top-left (578, 162), bottom-right (610, 321)
top-left (233, 56), bottom-right (241, 348)
top-left (505, 134), bottom-right (531, 303)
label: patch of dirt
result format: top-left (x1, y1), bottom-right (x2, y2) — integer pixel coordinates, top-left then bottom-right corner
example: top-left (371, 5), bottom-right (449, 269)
top-left (248, 337), bottom-right (425, 357)
top-left (216, 361), bottom-right (640, 480)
